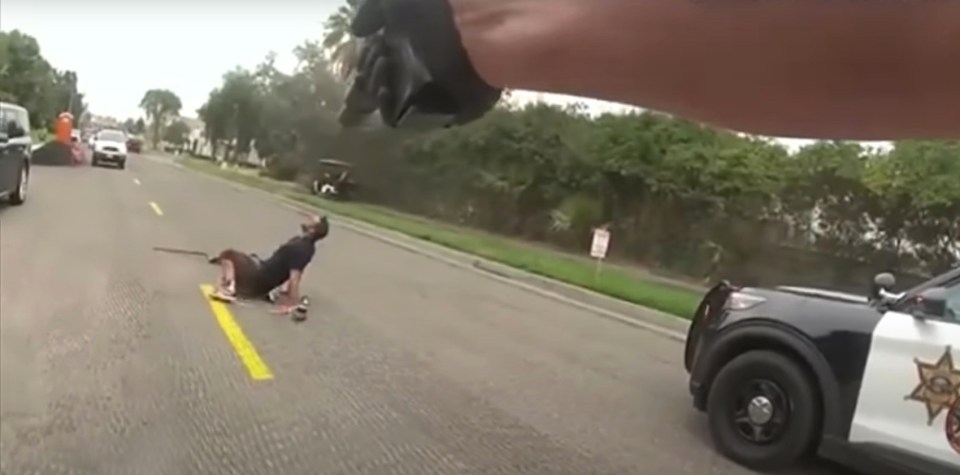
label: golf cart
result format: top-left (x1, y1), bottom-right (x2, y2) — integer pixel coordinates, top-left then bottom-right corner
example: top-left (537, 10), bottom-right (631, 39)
top-left (311, 159), bottom-right (357, 201)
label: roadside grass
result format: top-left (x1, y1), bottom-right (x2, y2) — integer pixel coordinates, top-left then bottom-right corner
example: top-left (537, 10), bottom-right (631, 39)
top-left (179, 157), bottom-right (703, 319)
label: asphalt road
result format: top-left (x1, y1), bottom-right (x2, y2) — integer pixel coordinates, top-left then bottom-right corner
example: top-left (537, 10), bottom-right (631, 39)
top-left (0, 156), bottom-right (855, 475)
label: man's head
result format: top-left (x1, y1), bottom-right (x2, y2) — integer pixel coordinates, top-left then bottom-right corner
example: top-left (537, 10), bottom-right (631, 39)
top-left (301, 214), bottom-right (330, 242)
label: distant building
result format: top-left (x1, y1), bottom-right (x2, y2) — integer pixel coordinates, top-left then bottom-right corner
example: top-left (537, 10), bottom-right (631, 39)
top-left (179, 117), bottom-right (204, 140)
top-left (88, 114), bottom-right (122, 132)
top-left (189, 118), bottom-right (263, 167)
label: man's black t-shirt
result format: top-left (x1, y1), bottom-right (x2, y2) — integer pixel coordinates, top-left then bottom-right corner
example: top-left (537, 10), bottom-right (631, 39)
top-left (254, 236), bottom-right (316, 294)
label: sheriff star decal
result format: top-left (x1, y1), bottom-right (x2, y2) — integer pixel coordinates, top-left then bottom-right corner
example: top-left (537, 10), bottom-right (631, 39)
top-left (905, 346), bottom-right (960, 455)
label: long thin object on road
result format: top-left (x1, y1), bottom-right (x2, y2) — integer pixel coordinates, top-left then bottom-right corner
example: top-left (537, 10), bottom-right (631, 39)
top-left (152, 246), bottom-right (212, 261)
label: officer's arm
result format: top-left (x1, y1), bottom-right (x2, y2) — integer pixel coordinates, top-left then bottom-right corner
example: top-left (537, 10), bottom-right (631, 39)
top-left (453, 0), bottom-right (960, 140)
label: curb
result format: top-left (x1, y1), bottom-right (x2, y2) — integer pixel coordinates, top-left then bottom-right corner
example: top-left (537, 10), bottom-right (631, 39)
top-left (171, 160), bottom-right (691, 342)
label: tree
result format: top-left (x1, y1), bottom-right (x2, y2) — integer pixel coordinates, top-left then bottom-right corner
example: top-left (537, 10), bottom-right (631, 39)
top-left (394, 106), bottom-right (958, 284)
top-left (198, 48), bottom-right (346, 168)
top-left (0, 30), bottom-right (87, 130)
top-left (53, 69), bottom-right (86, 122)
top-left (864, 140), bottom-right (960, 272)
top-left (139, 89), bottom-right (182, 149)
top-left (198, 88), bottom-right (229, 157)
top-left (163, 119), bottom-right (192, 146)
top-left (196, 68), bottom-right (262, 161)
top-left (123, 117), bottom-right (146, 135)
top-left (322, 0), bottom-right (361, 80)
top-left (0, 30), bottom-right (54, 122)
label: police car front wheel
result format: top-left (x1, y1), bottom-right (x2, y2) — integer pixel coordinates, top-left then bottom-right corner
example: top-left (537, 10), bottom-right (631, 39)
top-left (706, 350), bottom-right (821, 471)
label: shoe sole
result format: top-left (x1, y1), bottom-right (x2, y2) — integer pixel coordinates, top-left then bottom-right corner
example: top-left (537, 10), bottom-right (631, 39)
top-left (210, 293), bottom-right (236, 303)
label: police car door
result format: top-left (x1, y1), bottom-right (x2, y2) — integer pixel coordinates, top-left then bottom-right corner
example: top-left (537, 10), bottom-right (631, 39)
top-left (849, 276), bottom-right (960, 469)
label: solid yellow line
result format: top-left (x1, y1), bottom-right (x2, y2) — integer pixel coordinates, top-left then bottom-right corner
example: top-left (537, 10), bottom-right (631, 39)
top-left (149, 201), bottom-right (164, 216)
top-left (199, 284), bottom-right (274, 381)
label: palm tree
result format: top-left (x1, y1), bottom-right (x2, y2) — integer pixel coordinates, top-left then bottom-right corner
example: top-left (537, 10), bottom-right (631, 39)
top-left (294, 41), bottom-right (326, 73)
top-left (322, 0), bottom-right (361, 81)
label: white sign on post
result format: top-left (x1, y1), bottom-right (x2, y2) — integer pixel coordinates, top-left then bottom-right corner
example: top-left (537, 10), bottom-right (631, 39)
top-left (590, 227), bottom-right (611, 259)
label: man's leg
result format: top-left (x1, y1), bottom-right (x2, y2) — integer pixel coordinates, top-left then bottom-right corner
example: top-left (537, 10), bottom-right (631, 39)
top-left (211, 249), bottom-right (259, 302)
top-left (211, 250), bottom-right (239, 301)
top-left (219, 260), bottom-right (236, 290)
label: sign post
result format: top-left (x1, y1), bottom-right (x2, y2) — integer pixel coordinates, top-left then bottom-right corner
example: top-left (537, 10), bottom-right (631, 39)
top-left (590, 226), bottom-right (611, 282)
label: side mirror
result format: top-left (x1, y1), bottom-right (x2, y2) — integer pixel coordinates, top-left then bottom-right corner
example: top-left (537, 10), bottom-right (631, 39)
top-left (874, 272), bottom-right (896, 289)
top-left (906, 287), bottom-right (948, 319)
top-left (870, 272), bottom-right (900, 302)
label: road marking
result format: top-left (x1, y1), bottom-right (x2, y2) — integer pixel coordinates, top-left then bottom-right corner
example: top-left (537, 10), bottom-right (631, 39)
top-left (149, 201), bottom-right (164, 216)
top-left (133, 178), bottom-right (141, 185)
top-left (199, 284), bottom-right (274, 381)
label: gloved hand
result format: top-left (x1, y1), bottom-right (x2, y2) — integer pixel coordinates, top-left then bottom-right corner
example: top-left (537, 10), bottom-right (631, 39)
top-left (339, 0), bottom-right (503, 129)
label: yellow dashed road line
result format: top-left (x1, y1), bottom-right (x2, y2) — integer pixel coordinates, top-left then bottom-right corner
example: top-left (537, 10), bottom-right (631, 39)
top-left (199, 284), bottom-right (274, 381)
top-left (149, 201), bottom-right (164, 216)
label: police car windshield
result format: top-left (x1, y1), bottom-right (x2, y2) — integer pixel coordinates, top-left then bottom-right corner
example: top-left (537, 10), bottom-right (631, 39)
top-left (902, 268), bottom-right (960, 298)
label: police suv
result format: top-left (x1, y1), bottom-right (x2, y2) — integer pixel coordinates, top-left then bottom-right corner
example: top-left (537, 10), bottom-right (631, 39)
top-left (0, 102), bottom-right (31, 205)
top-left (685, 267), bottom-right (959, 475)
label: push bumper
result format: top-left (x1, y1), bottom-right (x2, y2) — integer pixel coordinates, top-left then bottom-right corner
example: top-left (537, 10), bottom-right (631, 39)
top-left (93, 152), bottom-right (126, 164)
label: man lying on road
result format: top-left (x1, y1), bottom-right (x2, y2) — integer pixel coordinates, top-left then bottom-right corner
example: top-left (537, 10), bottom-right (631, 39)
top-left (210, 214), bottom-right (329, 315)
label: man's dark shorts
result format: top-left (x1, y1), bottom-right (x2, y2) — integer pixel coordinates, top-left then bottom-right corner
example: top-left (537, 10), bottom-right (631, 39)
top-left (215, 249), bottom-right (270, 297)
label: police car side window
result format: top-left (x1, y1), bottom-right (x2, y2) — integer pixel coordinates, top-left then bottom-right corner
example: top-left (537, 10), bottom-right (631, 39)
top-left (945, 282), bottom-right (960, 322)
top-left (14, 109), bottom-right (30, 135)
top-left (0, 108), bottom-right (10, 134)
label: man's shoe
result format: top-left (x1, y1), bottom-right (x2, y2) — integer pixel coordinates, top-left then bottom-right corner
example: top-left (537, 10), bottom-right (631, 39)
top-left (211, 286), bottom-right (237, 303)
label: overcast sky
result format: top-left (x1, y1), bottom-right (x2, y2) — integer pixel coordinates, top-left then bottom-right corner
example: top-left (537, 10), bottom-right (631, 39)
top-left (3, 0), bottom-right (884, 152)
top-left (2, 0), bottom-right (340, 120)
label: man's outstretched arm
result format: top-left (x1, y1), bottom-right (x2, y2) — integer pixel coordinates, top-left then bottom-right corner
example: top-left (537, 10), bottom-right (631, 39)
top-left (279, 270), bottom-right (303, 309)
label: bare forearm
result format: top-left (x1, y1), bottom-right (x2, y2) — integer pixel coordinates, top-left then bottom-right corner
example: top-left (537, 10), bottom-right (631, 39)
top-left (451, 0), bottom-right (960, 140)
top-left (283, 287), bottom-right (301, 307)
top-left (281, 277), bottom-right (301, 307)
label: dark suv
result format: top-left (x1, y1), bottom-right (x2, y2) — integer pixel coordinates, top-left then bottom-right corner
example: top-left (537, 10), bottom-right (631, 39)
top-left (126, 136), bottom-right (143, 154)
top-left (0, 102), bottom-right (32, 206)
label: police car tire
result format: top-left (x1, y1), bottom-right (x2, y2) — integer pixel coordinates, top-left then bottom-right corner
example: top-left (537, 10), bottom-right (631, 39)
top-left (706, 350), bottom-right (821, 471)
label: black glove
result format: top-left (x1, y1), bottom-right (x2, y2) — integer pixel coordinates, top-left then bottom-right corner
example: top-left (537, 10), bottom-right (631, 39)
top-left (339, 0), bottom-right (503, 129)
